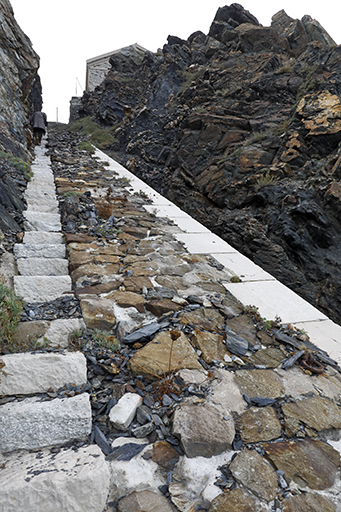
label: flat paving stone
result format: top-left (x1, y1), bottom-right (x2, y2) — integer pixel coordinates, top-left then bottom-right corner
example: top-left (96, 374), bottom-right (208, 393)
top-left (14, 242), bottom-right (66, 258)
top-left (13, 275), bottom-right (72, 302)
top-left (23, 212), bottom-right (62, 232)
top-left (0, 393), bottom-right (92, 452)
top-left (0, 445), bottom-right (110, 512)
top-left (0, 352), bottom-right (87, 395)
top-left (23, 231), bottom-right (64, 245)
top-left (214, 252), bottom-right (276, 282)
top-left (174, 232), bottom-right (238, 254)
top-left (17, 257), bottom-right (69, 276)
top-left (170, 215), bottom-right (212, 233)
top-left (224, 280), bottom-right (328, 323)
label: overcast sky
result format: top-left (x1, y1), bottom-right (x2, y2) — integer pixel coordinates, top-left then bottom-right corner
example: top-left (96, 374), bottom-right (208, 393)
top-left (10, 0), bottom-right (341, 124)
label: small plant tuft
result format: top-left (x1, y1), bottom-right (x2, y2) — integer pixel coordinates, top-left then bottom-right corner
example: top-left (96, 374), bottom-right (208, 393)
top-left (92, 330), bottom-right (120, 351)
top-left (0, 276), bottom-right (23, 343)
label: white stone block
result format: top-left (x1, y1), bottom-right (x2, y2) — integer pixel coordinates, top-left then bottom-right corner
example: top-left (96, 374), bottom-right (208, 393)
top-left (0, 445), bottom-right (110, 512)
top-left (24, 211), bottom-right (61, 232)
top-left (0, 351), bottom-right (87, 396)
top-left (174, 232), bottom-right (238, 254)
top-left (109, 392), bottom-right (143, 430)
top-left (23, 231), bottom-right (64, 245)
top-left (0, 394), bottom-right (92, 452)
top-left (37, 318), bottom-right (86, 348)
top-left (17, 257), bottom-right (69, 276)
top-left (213, 252), bottom-right (276, 282)
top-left (14, 243), bottom-right (66, 258)
top-left (14, 275), bottom-right (72, 302)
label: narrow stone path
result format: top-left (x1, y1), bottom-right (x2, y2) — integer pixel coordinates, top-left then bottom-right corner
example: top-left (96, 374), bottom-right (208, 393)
top-left (1, 133), bottom-right (341, 512)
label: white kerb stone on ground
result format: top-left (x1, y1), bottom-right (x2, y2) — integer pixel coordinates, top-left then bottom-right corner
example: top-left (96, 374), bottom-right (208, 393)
top-left (36, 318), bottom-right (86, 348)
top-left (23, 212), bottom-right (62, 232)
top-left (22, 231), bottom-right (64, 245)
top-left (0, 351), bottom-right (87, 396)
top-left (0, 393), bottom-right (92, 452)
top-left (0, 445), bottom-right (110, 512)
top-left (16, 257), bottom-right (69, 276)
top-left (14, 243), bottom-right (66, 258)
top-left (109, 392), bottom-right (143, 430)
top-left (13, 275), bottom-right (72, 302)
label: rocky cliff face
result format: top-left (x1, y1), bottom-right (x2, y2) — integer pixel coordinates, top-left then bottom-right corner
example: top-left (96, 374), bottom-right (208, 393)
top-left (0, 0), bottom-right (41, 239)
top-left (77, 4), bottom-right (341, 325)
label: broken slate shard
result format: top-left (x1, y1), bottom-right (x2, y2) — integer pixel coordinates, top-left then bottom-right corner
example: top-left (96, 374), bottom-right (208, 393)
top-left (122, 321), bottom-right (169, 344)
top-left (106, 442), bottom-right (148, 461)
top-left (224, 327), bottom-right (248, 356)
top-left (93, 425), bottom-right (112, 456)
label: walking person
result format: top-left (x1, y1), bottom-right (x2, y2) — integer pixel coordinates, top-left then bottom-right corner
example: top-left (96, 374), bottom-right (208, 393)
top-left (30, 111), bottom-right (48, 145)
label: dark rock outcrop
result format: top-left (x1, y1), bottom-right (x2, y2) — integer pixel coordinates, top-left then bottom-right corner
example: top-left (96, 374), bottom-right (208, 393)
top-left (0, 0), bottom-right (42, 241)
top-left (75, 5), bottom-right (341, 325)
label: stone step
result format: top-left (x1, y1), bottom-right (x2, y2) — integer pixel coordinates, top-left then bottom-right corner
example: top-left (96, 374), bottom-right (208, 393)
top-left (0, 445), bottom-right (110, 512)
top-left (24, 189), bottom-right (57, 201)
top-left (13, 275), bottom-right (72, 302)
top-left (26, 198), bottom-right (59, 214)
top-left (0, 393), bottom-right (92, 452)
top-left (17, 257), bottom-right (69, 276)
top-left (13, 318), bottom-right (85, 349)
top-left (22, 231), bottom-right (64, 245)
top-left (14, 243), bottom-right (66, 258)
top-left (23, 211), bottom-right (61, 232)
top-left (0, 352), bottom-right (87, 396)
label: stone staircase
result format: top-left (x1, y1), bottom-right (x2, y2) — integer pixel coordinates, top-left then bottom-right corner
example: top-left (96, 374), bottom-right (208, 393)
top-left (0, 140), bottom-right (109, 512)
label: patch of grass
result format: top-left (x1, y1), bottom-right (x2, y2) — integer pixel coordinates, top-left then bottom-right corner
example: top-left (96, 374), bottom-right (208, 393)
top-left (254, 170), bottom-right (279, 190)
top-left (67, 117), bottom-right (119, 150)
top-left (78, 141), bottom-right (95, 154)
top-left (0, 276), bottom-right (23, 344)
top-left (92, 330), bottom-right (120, 351)
top-left (276, 66), bottom-right (294, 74)
top-left (177, 69), bottom-right (202, 96)
top-left (63, 190), bottom-right (82, 197)
top-left (231, 276), bottom-right (241, 283)
top-left (0, 151), bottom-right (32, 181)
top-left (273, 118), bottom-right (290, 136)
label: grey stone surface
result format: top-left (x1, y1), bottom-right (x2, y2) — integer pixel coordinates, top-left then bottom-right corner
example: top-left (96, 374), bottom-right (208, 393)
top-left (118, 490), bottom-right (173, 512)
top-left (14, 242), bottom-right (66, 258)
top-left (0, 445), bottom-right (110, 512)
top-left (172, 403), bottom-right (235, 458)
top-left (0, 393), bottom-right (92, 452)
top-left (23, 211), bottom-right (62, 232)
top-left (37, 318), bottom-right (86, 348)
top-left (0, 352), bottom-right (87, 396)
top-left (13, 275), bottom-right (72, 302)
top-left (22, 231), bottom-right (64, 245)
top-left (16, 257), bottom-right (69, 276)
top-left (26, 199), bottom-right (59, 214)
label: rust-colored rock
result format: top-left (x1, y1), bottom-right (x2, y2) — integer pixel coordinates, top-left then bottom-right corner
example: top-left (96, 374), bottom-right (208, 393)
top-left (191, 328), bottom-right (226, 363)
top-left (107, 290), bottom-right (145, 313)
top-left (151, 441), bottom-right (179, 469)
top-left (80, 298), bottom-right (116, 330)
top-left (282, 492), bottom-right (336, 512)
top-left (145, 299), bottom-right (181, 317)
top-left (209, 488), bottom-right (257, 512)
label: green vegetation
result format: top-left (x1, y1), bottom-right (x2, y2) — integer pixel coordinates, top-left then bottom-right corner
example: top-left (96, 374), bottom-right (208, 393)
top-left (92, 330), bottom-right (120, 351)
top-left (78, 141), bottom-right (95, 154)
top-left (177, 69), bottom-right (202, 95)
top-left (273, 118), bottom-right (290, 136)
top-left (0, 151), bottom-right (32, 181)
top-left (254, 170), bottom-right (279, 190)
top-left (0, 276), bottom-right (23, 344)
top-left (67, 116), bottom-right (120, 150)
top-left (62, 190), bottom-right (82, 197)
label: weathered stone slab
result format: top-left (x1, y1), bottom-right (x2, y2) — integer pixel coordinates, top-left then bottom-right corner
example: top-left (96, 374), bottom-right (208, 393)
top-left (108, 290), bottom-right (145, 313)
top-left (282, 492), bottom-right (336, 512)
top-left (282, 397), bottom-right (341, 437)
top-left (263, 439), bottom-right (340, 490)
top-left (191, 328), bottom-right (227, 363)
top-left (23, 211), bottom-right (62, 232)
top-left (237, 406), bottom-right (282, 443)
top-left (229, 449), bottom-right (278, 501)
top-left (0, 393), bottom-right (91, 452)
top-left (209, 488), bottom-right (257, 512)
top-left (14, 275), bottom-right (72, 303)
top-left (37, 318), bottom-right (85, 348)
top-left (26, 200), bottom-right (59, 214)
top-left (247, 347), bottom-right (285, 368)
top-left (0, 445), bottom-right (110, 512)
top-left (72, 263), bottom-right (120, 283)
top-left (118, 490), bottom-right (173, 512)
top-left (12, 320), bottom-right (50, 344)
top-left (275, 367), bottom-right (317, 398)
top-left (208, 369), bottom-right (246, 414)
top-left (17, 257), bottom-right (69, 276)
top-left (80, 297), bottom-right (116, 330)
top-left (129, 331), bottom-right (202, 377)
top-left (234, 369), bottom-right (285, 399)
top-left (109, 393), bottom-right (143, 430)
top-left (172, 403), bottom-right (235, 458)
top-left (14, 243), bottom-right (66, 258)
top-left (0, 352), bottom-right (87, 395)
top-left (23, 231), bottom-right (64, 245)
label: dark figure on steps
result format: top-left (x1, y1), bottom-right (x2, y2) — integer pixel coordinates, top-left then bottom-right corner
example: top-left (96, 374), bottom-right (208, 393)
top-left (30, 111), bottom-right (48, 145)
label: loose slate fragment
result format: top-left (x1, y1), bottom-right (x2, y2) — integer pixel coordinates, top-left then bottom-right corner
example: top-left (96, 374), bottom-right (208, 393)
top-left (93, 425), bottom-right (112, 456)
top-left (281, 350), bottom-right (305, 370)
top-left (224, 327), bottom-right (248, 356)
top-left (123, 321), bottom-right (169, 344)
top-left (106, 442), bottom-right (148, 461)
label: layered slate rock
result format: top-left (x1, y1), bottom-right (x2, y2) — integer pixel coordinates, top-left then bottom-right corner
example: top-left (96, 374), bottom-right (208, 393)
top-left (263, 439), bottom-right (340, 490)
top-left (209, 488), bottom-right (257, 512)
top-left (0, 352), bottom-right (87, 395)
top-left (0, 445), bottom-right (110, 512)
top-left (229, 449), bottom-right (278, 501)
top-left (234, 369), bottom-right (285, 399)
top-left (0, 393), bottom-right (91, 452)
top-left (281, 492), bottom-right (336, 512)
top-left (129, 331), bottom-right (202, 377)
top-left (117, 490), bottom-right (173, 512)
top-left (172, 403), bottom-right (235, 458)
top-left (237, 406), bottom-right (282, 443)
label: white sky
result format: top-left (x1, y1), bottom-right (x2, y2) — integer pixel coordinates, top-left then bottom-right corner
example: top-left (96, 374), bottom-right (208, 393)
top-left (9, 0), bottom-right (341, 124)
